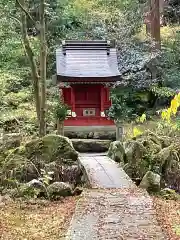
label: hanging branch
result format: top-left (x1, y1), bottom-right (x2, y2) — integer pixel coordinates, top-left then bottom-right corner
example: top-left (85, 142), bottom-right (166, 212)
top-left (16, 0), bottom-right (36, 26)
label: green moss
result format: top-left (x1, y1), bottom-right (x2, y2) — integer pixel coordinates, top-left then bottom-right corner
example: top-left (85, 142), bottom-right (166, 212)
top-left (25, 135), bottom-right (78, 163)
top-left (107, 141), bottom-right (125, 163)
top-left (0, 135), bottom-right (79, 186)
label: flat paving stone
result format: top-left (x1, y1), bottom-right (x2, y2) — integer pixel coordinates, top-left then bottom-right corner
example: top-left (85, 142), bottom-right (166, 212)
top-left (65, 189), bottom-right (167, 240)
top-left (79, 154), bottom-right (134, 189)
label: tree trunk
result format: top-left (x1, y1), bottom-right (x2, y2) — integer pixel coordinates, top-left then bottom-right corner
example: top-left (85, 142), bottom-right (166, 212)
top-left (19, 0), bottom-right (41, 122)
top-left (150, 0), bottom-right (161, 50)
top-left (57, 88), bottom-right (65, 136)
top-left (39, 0), bottom-right (47, 136)
top-left (57, 120), bottom-right (64, 136)
top-left (145, 0), bottom-right (152, 35)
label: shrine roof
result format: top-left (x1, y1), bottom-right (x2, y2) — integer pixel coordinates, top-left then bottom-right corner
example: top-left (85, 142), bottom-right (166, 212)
top-left (56, 40), bottom-right (120, 81)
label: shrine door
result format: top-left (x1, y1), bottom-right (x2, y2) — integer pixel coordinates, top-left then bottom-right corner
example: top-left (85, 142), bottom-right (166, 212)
top-left (73, 84), bottom-right (101, 119)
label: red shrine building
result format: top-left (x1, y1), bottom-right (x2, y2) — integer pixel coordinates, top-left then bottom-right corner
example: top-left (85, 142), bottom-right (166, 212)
top-left (56, 40), bottom-right (120, 126)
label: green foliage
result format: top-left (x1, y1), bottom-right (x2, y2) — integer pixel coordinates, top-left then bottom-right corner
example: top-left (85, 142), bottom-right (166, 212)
top-left (163, 0), bottom-right (180, 24)
top-left (53, 102), bottom-right (70, 122)
top-left (3, 90), bottom-right (32, 108)
top-left (108, 87), bottom-right (153, 121)
top-left (108, 91), bottom-right (134, 122)
top-left (1, 0), bottom-right (180, 132)
top-left (39, 169), bottom-right (53, 186)
top-left (159, 28), bottom-right (180, 90)
top-left (150, 86), bottom-right (175, 98)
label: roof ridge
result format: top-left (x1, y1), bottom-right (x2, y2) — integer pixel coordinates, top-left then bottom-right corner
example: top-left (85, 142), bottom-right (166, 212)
top-left (62, 40), bottom-right (111, 55)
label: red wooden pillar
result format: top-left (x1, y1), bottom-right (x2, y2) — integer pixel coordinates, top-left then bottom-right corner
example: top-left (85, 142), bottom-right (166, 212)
top-left (70, 86), bottom-right (75, 112)
top-left (100, 85), bottom-right (105, 117)
top-left (100, 85), bottom-right (104, 113)
top-left (104, 86), bottom-right (111, 106)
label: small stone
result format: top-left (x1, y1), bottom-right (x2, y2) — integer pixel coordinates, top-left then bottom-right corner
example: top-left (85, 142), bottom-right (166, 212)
top-left (0, 202), bottom-right (5, 208)
top-left (72, 187), bottom-right (83, 196)
top-left (27, 179), bottom-right (45, 189)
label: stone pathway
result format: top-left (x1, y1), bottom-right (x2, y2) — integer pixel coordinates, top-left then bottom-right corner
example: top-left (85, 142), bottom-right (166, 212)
top-left (79, 154), bottom-right (134, 188)
top-left (65, 154), bottom-right (167, 240)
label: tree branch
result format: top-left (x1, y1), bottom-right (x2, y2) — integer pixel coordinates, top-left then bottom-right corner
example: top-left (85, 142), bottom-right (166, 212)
top-left (16, 0), bottom-right (36, 26)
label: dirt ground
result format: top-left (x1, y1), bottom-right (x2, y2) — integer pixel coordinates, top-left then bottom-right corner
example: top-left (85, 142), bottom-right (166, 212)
top-left (154, 197), bottom-right (180, 240)
top-left (0, 197), bottom-right (77, 240)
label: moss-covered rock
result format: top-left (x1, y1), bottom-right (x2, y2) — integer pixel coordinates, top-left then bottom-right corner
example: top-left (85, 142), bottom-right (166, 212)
top-left (139, 171), bottom-right (161, 192)
top-left (135, 130), bottom-right (171, 149)
top-left (163, 157), bottom-right (180, 192)
top-left (2, 133), bottom-right (22, 150)
top-left (124, 140), bottom-right (147, 163)
top-left (72, 139), bottom-right (111, 153)
top-left (47, 182), bottom-right (72, 199)
top-left (152, 145), bottom-right (175, 173)
top-left (123, 140), bottom-right (149, 178)
top-left (0, 133), bottom-right (22, 159)
top-left (108, 141), bottom-right (125, 163)
top-left (0, 135), bottom-right (80, 186)
top-left (25, 134), bottom-right (78, 163)
top-left (138, 138), bottom-right (161, 154)
top-left (107, 129), bottom-right (180, 192)
top-left (45, 162), bottom-right (82, 186)
top-left (160, 188), bottom-right (180, 200)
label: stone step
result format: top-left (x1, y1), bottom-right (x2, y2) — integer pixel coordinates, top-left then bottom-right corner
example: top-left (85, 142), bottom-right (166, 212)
top-left (71, 139), bottom-right (111, 153)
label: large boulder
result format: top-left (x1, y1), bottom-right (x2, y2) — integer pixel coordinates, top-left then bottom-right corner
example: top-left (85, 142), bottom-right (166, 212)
top-left (135, 130), bottom-right (171, 149)
top-left (47, 182), bottom-right (72, 199)
top-left (1, 135), bottom-right (80, 185)
top-left (107, 141), bottom-right (125, 163)
top-left (45, 162), bottom-right (82, 186)
top-left (139, 171), bottom-right (161, 192)
top-left (163, 158), bottom-right (180, 192)
top-left (0, 133), bottom-right (22, 153)
top-left (123, 140), bottom-right (148, 178)
top-left (138, 138), bottom-right (161, 154)
top-left (152, 145), bottom-right (176, 173)
top-left (25, 134), bottom-right (78, 163)
top-left (65, 130), bottom-right (116, 140)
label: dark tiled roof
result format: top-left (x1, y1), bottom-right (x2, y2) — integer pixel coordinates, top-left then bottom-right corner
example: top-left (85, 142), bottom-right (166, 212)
top-left (56, 40), bottom-right (120, 79)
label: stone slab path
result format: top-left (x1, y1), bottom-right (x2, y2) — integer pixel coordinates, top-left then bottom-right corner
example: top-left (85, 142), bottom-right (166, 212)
top-left (79, 154), bottom-right (134, 189)
top-left (65, 154), bottom-right (167, 240)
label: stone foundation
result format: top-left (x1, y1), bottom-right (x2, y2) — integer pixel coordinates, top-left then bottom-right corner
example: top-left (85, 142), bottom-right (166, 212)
top-left (64, 126), bottom-right (116, 140)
